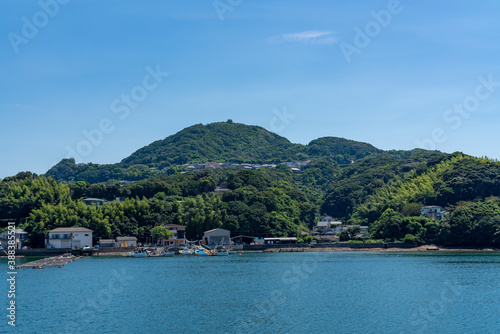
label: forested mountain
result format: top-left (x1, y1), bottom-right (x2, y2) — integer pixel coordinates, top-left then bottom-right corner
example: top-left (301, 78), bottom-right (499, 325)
top-left (45, 121), bottom-right (381, 183)
top-left (121, 121), bottom-right (304, 167)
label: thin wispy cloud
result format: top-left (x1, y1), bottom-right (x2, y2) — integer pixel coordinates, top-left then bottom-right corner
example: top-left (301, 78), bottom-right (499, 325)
top-left (268, 31), bottom-right (338, 44)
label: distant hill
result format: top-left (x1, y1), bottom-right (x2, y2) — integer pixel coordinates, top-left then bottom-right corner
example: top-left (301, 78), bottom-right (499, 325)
top-left (46, 121), bottom-right (383, 183)
top-left (121, 121), bottom-right (304, 167)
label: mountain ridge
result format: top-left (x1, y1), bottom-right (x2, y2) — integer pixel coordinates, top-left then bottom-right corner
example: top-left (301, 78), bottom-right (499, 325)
top-left (46, 121), bottom-right (385, 183)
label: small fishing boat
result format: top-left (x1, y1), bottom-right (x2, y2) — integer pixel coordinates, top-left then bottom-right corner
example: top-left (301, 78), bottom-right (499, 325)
top-left (163, 251), bottom-right (175, 257)
top-left (214, 245), bottom-right (229, 256)
top-left (194, 248), bottom-right (209, 256)
top-left (178, 246), bottom-right (193, 255)
top-left (123, 247), bottom-right (147, 258)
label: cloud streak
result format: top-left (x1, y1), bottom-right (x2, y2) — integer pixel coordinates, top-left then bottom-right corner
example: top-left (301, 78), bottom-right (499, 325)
top-left (269, 31), bottom-right (338, 44)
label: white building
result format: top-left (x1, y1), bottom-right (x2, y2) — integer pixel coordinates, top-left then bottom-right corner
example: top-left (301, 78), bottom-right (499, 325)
top-left (203, 228), bottom-right (231, 246)
top-left (45, 227), bottom-right (93, 249)
top-left (0, 228), bottom-right (28, 249)
top-left (421, 206), bottom-right (448, 221)
top-left (317, 216), bottom-right (342, 232)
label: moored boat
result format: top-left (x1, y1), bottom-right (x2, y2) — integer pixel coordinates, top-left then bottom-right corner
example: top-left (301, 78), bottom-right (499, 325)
top-left (123, 247), bottom-right (148, 258)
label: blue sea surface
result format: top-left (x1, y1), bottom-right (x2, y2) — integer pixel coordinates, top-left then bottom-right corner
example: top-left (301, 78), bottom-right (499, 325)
top-left (1, 252), bottom-right (499, 334)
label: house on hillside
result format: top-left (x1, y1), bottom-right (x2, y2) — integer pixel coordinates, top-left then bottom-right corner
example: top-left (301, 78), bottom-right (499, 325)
top-left (45, 227), bottom-right (93, 249)
top-left (205, 162), bottom-right (221, 169)
top-left (421, 206), bottom-right (448, 221)
top-left (316, 216), bottom-right (342, 233)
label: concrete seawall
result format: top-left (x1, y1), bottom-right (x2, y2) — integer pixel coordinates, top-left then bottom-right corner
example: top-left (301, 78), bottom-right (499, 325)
top-left (242, 242), bottom-right (417, 251)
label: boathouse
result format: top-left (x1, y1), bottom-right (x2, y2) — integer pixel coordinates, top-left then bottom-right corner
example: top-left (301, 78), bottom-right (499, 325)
top-left (203, 228), bottom-right (230, 246)
top-left (116, 236), bottom-right (137, 247)
top-left (45, 227), bottom-right (93, 249)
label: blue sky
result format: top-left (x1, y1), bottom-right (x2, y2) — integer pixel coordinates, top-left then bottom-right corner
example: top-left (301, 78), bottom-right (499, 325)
top-left (1, 0), bottom-right (499, 178)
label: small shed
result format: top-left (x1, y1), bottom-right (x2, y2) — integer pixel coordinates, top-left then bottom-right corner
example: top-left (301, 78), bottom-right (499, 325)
top-left (116, 237), bottom-right (137, 247)
top-left (203, 229), bottom-right (230, 246)
top-left (99, 239), bottom-right (115, 247)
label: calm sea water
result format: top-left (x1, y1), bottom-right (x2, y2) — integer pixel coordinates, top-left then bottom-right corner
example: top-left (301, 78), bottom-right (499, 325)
top-left (1, 252), bottom-right (499, 334)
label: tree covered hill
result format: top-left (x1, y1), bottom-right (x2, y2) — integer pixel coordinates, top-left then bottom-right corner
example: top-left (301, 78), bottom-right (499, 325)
top-left (321, 152), bottom-right (500, 246)
top-left (3, 152), bottom-right (500, 247)
top-left (121, 121), bottom-right (305, 167)
top-left (45, 121), bottom-right (382, 183)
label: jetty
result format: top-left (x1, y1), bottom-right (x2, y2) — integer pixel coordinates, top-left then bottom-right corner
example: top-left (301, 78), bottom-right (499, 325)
top-left (16, 254), bottom-right (82, 269)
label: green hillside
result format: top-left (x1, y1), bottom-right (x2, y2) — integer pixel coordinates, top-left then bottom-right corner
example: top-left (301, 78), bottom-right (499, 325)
top-left (45, 121), bottom-right (382, 183)
top-left (121, 121), bottom-right (304, 167)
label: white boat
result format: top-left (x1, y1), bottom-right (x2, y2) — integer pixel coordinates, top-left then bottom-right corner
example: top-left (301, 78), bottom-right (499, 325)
top-left (178, 247), bottom-right (192, 255)
top-left (123, 248), bottom-right (147, 258)
top-left (214, 245), bottom-right (229, 256)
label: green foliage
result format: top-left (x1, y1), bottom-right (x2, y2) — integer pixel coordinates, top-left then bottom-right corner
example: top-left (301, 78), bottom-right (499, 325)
top-left (3, 168), bottom-right (315, 246)
top-left (402, 234), bottom-right (418, 244)
top-left (306, 137), bottom-right (381, 164)
top-left (370, 209), bottom-right (431, 243)
top-left (152, 226), bottom-right (174, 242)
top-left (322, 150), bottom-right (448, 222)
top-left (438, 200), bottom-right (500, 246)
top-left (337, 226), bottom-right (361, 241)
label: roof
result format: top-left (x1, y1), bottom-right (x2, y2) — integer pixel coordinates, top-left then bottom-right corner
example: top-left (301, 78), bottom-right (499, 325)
top-left (215, 187), bottom-right (231, 192)
top-left (264, 237), bottom-right (297, 241)
top-left (48, 227), bottom-right (93, 233)
top-left (116, 237), bottom-right (137, 241)
top-left (231, 235), bottom-right (256, 239)
top-left (165, 224), bottom-right (186, 229)
top-left (1, 229), bottom-right (28, 235)
top-left (422, 205), bottom-right (442, 209)
top-left (317, 221), bottom-right (330, 227)
top-left (99, 239), bottom-right (115, 243)
top-left (83, 198), bottom-right (107, 201)
top-left (203, 228), bottom-right (230, 234)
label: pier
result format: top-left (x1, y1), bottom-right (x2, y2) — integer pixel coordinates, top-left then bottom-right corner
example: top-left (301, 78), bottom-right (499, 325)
top-left (16, 254), bottom-right (82, 269)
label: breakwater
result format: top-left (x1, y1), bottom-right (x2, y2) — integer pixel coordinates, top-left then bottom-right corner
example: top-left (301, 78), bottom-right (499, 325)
top-left (1, 248), bottom-right (72, 257)
top-left (16, 254), bottom-right (82, 269)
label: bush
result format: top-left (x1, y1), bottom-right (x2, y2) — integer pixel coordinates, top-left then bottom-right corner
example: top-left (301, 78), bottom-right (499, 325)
top-left (402, 234), bottom-right (418, 244)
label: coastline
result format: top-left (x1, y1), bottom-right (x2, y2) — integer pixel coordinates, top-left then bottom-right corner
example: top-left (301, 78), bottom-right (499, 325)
top-left (260, 245), bottom-right (499, 253)
top-left (5, 245), bottom-right (498, 259)
top-left (88, 245), bottom-right (499, 257)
